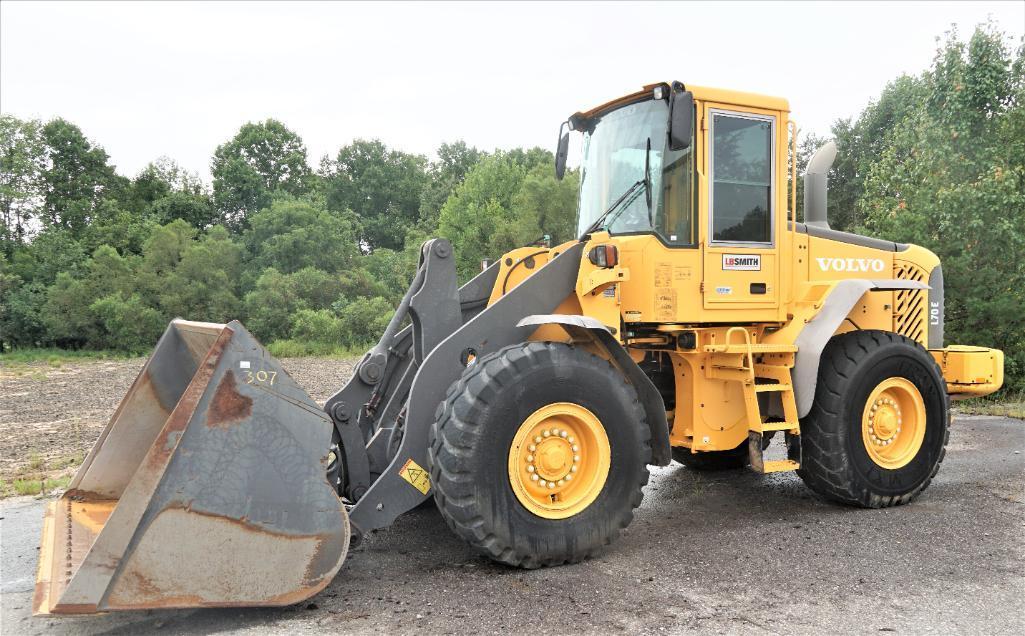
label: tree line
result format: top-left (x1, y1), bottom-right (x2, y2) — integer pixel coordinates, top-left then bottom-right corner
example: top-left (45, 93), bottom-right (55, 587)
top-left (1, 24), bottom-right (1022, 390)
top-left (0, 119), bottom-right (578, 356)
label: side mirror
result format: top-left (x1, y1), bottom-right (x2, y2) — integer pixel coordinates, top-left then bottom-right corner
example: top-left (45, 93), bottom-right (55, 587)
top-left (555, 124), bottom-right (570, 180)
top-left (668, 90), bottom-right (693, 151)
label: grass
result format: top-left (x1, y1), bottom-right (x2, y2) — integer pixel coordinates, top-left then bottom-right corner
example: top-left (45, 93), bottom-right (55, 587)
top-left (1, 452), bottom-right (85, 499)
top-left (0, 347), bottom-right (136, 368)
top-left (2, 476), bottom-right (72, 497)
top-left (957, 391), bottom-right (1025, 419)
top-left (266, 339), bottom-right (369, 358)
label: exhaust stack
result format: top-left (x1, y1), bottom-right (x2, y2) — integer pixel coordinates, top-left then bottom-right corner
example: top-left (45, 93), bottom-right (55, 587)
top-left (803, 141), bottom-right (837, 229)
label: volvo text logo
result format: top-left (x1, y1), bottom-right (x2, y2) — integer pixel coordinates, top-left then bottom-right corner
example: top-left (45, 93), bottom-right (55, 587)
top-left (815, 257), bottom-right (886, 273)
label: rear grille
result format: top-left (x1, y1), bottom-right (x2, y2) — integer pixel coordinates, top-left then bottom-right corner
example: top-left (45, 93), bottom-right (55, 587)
top-left (893, 261), bottom-right (927, 344)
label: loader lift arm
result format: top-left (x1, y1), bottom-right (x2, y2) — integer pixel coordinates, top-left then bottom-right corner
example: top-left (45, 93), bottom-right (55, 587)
top-left (325, 239), bottom-right (499, 503)
top-left (328, 239), bottom-right (662, 537)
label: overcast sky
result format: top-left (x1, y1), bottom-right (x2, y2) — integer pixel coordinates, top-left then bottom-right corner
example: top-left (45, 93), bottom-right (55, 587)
top-left (2, 1), bottom-right (1023, 182)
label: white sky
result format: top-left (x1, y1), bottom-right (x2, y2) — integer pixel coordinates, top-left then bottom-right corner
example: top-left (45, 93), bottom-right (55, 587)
top-left (2, 1), bottom-right (1023, 182)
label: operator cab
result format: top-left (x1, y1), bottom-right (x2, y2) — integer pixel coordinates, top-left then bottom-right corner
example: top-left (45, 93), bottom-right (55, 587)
top-left (560, 83), bottom-right (791, 323)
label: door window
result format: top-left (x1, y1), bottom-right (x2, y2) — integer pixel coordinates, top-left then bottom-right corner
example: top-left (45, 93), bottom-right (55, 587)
top-left (710, 113), bottom-right (774, 244)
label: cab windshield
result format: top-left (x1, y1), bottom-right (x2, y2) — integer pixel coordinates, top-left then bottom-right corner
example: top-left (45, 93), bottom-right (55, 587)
top-left (576, 98), bottom-right (695, 245)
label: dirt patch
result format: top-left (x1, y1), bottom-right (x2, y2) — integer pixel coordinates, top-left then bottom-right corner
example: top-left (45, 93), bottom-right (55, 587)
top-left (0, 356), bottom-right (358, 494)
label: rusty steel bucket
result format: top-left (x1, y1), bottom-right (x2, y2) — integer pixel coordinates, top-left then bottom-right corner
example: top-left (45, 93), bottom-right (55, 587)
top-left (34, 320), bottom-right (349, 615)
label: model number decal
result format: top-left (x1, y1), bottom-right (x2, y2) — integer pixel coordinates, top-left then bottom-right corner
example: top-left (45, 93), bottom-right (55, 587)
top-left (722, 254), bottom-right (761, 271)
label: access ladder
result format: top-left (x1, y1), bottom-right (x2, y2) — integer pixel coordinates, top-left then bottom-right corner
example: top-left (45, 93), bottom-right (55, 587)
top-left (704, 327), bottom-right (801, 473)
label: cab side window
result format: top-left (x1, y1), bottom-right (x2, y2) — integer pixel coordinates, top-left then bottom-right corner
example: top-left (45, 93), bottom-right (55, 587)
top-left (711, 113), bottom-right (773, 244)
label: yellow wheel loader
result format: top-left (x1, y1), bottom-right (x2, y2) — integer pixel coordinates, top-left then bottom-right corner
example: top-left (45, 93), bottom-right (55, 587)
top-left (34, 82), bottom-right (1004, 615)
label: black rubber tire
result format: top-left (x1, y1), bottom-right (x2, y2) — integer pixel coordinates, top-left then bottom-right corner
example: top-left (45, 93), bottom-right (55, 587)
top-left (672, 442), bottom-right (749, 471)
top-left (797, 330), bottom-right (950, 508)
top-left (428, 341), bottom-right (651, 568)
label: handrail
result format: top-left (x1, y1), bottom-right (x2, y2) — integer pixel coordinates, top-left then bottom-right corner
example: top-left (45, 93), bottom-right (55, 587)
top-left (724, 326), bottom-right (756, 383)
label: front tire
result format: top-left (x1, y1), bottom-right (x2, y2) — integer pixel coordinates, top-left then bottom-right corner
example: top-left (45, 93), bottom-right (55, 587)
top-left (428, 342), bottom-right (651, 568)
top-left (798, 330), bottom-right (949, 508)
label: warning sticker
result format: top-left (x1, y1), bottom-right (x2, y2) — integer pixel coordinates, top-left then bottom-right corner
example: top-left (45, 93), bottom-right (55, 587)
top-left (655, 289), bottom-right (676, 321)
top-left (654, 262), bottom-right (672, 287)
top-left (399, 458), bottom-right (431, 495)
top-left (674, 266), bottom-right (692, 281)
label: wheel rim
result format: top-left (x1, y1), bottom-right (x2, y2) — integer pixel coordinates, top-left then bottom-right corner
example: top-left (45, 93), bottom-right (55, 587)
top-left (861, 377), bottom-right (927, 470)
top-left (508, 402), bottom-right (611, 519)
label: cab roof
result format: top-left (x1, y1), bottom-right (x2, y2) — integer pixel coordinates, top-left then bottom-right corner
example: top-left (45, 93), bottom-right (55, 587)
top-left (576, 82), bottom-right (790, 121)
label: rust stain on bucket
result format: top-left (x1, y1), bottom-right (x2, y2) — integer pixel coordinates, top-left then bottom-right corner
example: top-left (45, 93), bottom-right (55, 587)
top-left (206, 371), bottom-right (252, 428)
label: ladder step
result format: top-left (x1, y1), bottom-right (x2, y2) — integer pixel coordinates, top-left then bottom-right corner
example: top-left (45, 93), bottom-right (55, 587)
top-left (754, 383), bottom-right (792, 393)
top-left (754, 421), bottom-right (800, 433)
top-left (761, 460), bottom-right (800, 473)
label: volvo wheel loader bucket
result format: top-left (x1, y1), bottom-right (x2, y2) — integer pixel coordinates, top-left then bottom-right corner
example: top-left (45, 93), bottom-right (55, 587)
top-left (33, 319), bottom-right (349, 615)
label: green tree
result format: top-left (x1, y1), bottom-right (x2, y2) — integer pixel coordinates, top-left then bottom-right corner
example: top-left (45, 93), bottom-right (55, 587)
top-left (42, 245), bottom-right (138, 347)
top-left (8, 225), bottom-right (87, 286)
top-left (827, 74), bottom-right (929, 232)
top-left (419, 140), bottom-right (486, 230)
top-left (212, 120), bottom-right (312, 230)
top-left (437, 150), bottom-right (578, 280)
top-left (148, 191), bottom-right (218, 229)
top-left (0, 256), bottom-right (48, 348)
top-left (858, 24), bottom-right (1025, 390)
top-left (137, 221), bottom-right (243, 322)
top-left (38, 119), bottom-right (125, 236)
top-left (242, 267), bottom-right (346, 341)
top-left (125, 157), bottom-right (205, 214)
top-left (243, 195), bottom-right (360, 279)
top-left (0, 115), bottom-right (45, 252)
top-left (322, 139), bottom-right (428, 251)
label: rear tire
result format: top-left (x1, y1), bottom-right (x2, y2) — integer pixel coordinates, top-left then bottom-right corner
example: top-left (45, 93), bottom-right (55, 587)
top-left (428, 342), bottom-right (651, 568)
top-left (797, 330), bottom-right (949, 508)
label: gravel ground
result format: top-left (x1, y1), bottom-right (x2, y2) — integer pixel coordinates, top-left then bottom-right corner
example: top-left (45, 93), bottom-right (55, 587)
top-left (0, 357), bottom-right (357, 486)
top-left (1, 358), bottom-right (1023, 635)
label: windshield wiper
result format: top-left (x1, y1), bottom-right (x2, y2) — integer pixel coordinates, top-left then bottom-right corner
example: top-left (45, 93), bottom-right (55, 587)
top-left (578, 179), bottom-right (645, 240)
top-left (579, 138), bottom-right (653, 241)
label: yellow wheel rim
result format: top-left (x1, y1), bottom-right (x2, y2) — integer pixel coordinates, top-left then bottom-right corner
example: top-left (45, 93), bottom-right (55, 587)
top-left (508, 402), bottom-right (611, 519)
top-left (861, 377), bottom-right (927, 470)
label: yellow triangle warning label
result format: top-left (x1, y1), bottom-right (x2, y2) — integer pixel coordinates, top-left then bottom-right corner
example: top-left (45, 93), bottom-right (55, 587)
top-left (399, 458), bottom-right (431, 495)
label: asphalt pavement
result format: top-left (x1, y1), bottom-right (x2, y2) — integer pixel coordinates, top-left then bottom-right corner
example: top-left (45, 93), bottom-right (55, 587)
top-left (2, 415), bottom-right (1023, 635)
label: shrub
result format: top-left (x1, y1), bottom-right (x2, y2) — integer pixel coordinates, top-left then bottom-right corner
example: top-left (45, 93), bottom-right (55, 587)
top-left (336, 296), bottom-right (394, 347)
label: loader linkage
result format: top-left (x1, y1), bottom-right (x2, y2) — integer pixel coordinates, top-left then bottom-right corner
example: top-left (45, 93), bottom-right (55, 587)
top-left (328, 239), bottom-right (588, 537)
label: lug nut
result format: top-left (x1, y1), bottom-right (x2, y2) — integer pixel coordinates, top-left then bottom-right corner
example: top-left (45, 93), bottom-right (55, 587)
top-left (531, 474), bottom-right (539, 481)
top-left (568, 436), bottom-right (575, 443)
top-left (565, 474), bottom-right (573, 481)
top-left (560, 431), bottom-right (568, 438)
top-left (527, 454), bottom-right (534, 462)
top-left (547, 482), bottom-right (555, 489)
top-left (571, 466), bottom-right (578, 473)
top-left (535, 436), bottom-right (542, 443)
top-left (572, 444), bottom-right (579, 452)
top-left (527, 465), bottom-right (535, 473)
top-left (539, 479), bottom-right (547, 486)
top-left (543, 430), bottom-right (551, 438)
top-left (529, 444), bottom-right (536, 452)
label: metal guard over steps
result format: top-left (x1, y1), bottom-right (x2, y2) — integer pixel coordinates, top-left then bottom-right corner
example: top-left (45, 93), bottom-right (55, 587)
top-left (34, 320), bottom-right (349, 615)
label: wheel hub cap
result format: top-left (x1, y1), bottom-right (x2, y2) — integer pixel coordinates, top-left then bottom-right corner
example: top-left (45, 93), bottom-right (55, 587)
top-left (861, 377), bottom-right (926, 470)
top-left (508, 403), bottom-right (609, 519)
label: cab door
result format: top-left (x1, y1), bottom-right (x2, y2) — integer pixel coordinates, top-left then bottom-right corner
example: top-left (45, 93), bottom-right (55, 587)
top-left (701, 106), bottom-right (780, 313)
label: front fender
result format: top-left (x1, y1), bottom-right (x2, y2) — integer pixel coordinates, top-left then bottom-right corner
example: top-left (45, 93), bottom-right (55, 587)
top-left (517, 314), bottom-right (672, 466)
